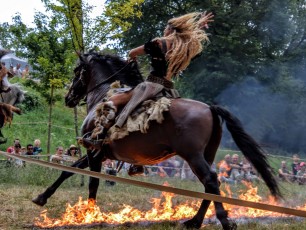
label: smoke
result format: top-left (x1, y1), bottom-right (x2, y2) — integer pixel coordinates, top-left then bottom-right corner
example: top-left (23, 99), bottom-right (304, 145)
top-left (214, 0), bottom-right (306, 156)
top-left (216, 77), bottom-right (306, 155)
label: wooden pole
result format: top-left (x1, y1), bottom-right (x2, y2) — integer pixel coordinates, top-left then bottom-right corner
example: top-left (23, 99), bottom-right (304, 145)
top-left (74, 106), bottom-right (84, 186)
top-left (47, 85), bottom-right (54, 161)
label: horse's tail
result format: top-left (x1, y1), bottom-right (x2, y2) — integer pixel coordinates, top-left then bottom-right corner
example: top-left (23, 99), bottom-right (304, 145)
top-left (210, 105), bottom-right (281, 198)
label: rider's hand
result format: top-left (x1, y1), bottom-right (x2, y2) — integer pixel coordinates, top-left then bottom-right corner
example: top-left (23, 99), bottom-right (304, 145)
top-left (128, 56), bottom-right (137, 63)
top-left (200, 11), bottom-right (214, 29)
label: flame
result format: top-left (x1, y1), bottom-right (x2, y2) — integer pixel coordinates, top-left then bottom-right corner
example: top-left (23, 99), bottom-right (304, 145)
top-left (34, 182), bottom-right (306, 228)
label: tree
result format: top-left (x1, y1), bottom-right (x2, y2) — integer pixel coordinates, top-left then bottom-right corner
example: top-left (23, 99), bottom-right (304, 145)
top-left (109, 0), bottom-right (306, 154)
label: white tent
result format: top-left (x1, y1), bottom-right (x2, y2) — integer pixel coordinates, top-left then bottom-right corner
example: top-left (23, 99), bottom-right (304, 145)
top-left (1, 53), bottom-right (29, 69)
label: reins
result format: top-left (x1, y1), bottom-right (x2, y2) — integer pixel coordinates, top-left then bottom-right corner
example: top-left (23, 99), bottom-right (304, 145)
top-left (85, 61), bottom-right (133, 95)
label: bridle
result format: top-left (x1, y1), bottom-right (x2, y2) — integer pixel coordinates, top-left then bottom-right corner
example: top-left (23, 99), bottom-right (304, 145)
top-left (67, 60), bottom-right (133, 99)
top-left (86, 61), bottom-right (132, 95)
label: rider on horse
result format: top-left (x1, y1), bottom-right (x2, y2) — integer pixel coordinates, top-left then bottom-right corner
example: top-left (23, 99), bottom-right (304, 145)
top-left (80, 12), bottom-right (214, 175)
top-left (0, 49), bottom-right (13, 94)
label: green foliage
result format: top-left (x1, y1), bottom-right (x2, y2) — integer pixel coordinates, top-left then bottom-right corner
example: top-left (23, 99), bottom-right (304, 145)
top-left (115, 0), bottom-right (306, 153)
top-left (19, 90), bottom-right (45, 112)
top-left (104, 0), bottom-right (144, 39)
top-left (0, 88), bottom-right (85, 154)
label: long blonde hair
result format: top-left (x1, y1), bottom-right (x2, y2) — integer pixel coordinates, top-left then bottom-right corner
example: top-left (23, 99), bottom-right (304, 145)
top-left (162, 12), bottom-right (209, 79)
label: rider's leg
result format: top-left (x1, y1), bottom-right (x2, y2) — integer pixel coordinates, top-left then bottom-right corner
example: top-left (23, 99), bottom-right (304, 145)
top-left (80, 91), bottom-right (134, 148)
top-left (90, 91), bottom-right (134, 139)
top-left (109, 90), bottom-right (134, 107)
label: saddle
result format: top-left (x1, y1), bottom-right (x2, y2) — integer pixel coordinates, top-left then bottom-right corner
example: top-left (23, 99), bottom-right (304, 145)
top-left (108, 97), bottom-right (172, 140)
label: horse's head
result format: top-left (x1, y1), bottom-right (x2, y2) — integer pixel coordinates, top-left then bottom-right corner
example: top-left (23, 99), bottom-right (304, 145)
top-left (65, 54), bottom-right (90, 107)
top-left (65, 52), bottom-right (143, 108)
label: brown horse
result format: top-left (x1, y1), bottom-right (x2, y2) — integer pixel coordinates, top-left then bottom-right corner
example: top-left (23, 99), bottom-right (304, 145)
top-left (32, 52), bottom-right (280, 229)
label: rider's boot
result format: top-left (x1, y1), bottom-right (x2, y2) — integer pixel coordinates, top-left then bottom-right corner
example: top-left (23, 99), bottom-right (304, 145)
top-left (77, 136), bottom-right (104, 150)
top-left (78, 101), bottom-right (117, 150)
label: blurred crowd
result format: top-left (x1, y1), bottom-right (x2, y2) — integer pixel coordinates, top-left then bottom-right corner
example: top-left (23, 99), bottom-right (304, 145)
top-left (4, 138), bottom-right (306, 186)
top-left (4, 138), bottom-right (80, 167)
top-left (3, 62), bottom-right (30, 79)
top-left (278, 154), bottom-right (306, 185)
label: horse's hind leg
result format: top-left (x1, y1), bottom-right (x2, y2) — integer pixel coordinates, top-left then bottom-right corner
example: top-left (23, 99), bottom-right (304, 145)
top-left (183, 157), bottom-right (236, 230)
top-left (32, 155), bottom-right (89, 206)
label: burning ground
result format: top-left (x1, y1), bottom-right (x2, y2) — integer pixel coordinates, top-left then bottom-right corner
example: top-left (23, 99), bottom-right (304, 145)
top-left (0, 176), bottom-right (306, 230)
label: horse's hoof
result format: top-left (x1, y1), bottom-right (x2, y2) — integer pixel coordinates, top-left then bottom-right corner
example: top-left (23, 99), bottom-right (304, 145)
top-left (183, 218), bottom-right (202, 229)
top-left (221, 219), bottom-right (237, 230)
top-left (228, 220), bottom-right (237, 230)
top-left (32, 194), bottom-right (47, 206)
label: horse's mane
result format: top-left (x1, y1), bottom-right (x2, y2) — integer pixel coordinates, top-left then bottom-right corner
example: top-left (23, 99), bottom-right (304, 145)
top-left (83, 52), bottom-right (144, 87)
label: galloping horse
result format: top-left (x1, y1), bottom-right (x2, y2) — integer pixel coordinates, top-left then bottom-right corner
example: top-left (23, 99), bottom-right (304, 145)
top-left (0, 83), bottom-right (25, 106)
top-left (0, 83), bottom-right (24, 143)
top-left (32, 52), bottom-right (280, 229)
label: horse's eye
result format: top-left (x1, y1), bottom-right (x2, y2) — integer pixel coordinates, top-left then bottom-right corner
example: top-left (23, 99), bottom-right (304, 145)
top-left (75, 71), bottom-right (80, 76)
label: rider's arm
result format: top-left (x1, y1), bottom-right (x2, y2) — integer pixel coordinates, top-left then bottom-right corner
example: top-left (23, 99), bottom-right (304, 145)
top-left (128, 45), bottom-right (145, 61)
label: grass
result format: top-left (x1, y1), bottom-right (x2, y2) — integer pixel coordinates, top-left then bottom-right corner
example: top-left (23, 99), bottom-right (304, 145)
top-left (0, 163), bottom-right (306, 230)
top-left (0, 86), bottom-right (87, 156)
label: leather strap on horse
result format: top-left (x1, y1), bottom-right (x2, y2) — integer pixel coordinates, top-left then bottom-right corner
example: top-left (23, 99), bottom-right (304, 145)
top-left (86, 61), bottom-right (133, 95)
top-left (1, 150), bottom-right (306, 218)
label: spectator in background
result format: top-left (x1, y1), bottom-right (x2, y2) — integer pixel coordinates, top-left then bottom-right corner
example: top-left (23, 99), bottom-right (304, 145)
top-left (278, 160), bottom-right (293, 183)
top-left (218, 154), bottom-right (233, 184)
top-left (50, 146), bottom-right (64, 164)
top-left (64, 144), bottom-right (79, 163)
top-left (291, 154), bottom-right (301, 176)
top-left (25, 144), bottom-right (34, 155)
top-left (10, 143), bottom-right (24, 166)
top-left (9, 64), bottom-right (14, 77)
top-left (169, 156), bottom-right (181, 177)
top-left (33, 139), bottom-right (43, 155)
top-left (7, 139), bottom-right (21, 153)
top-left (22, 65), bottom-right (30, 79)
top-left (13, 63), bottom-right (22, 77)
top-left (66, 144), bottom-right (78, 157)
top-left (181, 161), bottom-right (197, 180)
top-left (240, 157), bottom-right (259, 182)
top-left (296, 162), bottom-right (306, 185)
top-left (229, 154), bottom-right (243, 183)
top-left (21, 147), bottom-right (27, 155)
top-left (103, 159), bottom-right (117, 186)
top-left (157, 159), bottom-right (176, 177)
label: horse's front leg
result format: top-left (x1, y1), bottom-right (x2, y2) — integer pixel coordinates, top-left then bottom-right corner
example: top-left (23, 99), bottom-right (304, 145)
top-left (87, 150), bottom-right (104, 200)
top-left (32, 155), bottom-right (89, 206)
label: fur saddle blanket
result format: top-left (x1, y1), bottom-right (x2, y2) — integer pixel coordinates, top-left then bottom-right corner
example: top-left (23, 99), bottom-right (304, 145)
top-left (98, 81), bottom-right (172, 141)
top-left (108, 96), bottom-right (171, 140)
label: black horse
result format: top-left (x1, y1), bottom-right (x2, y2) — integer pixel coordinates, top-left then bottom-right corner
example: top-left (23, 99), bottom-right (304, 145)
top-left (33, 52), bottom-right (280, 229)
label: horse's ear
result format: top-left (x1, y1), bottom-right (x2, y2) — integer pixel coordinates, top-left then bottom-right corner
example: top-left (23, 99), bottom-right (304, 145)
top-left (76, 51), bottom-right (85, 62)
top-left (87, 55), bottom-right (94, 63)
